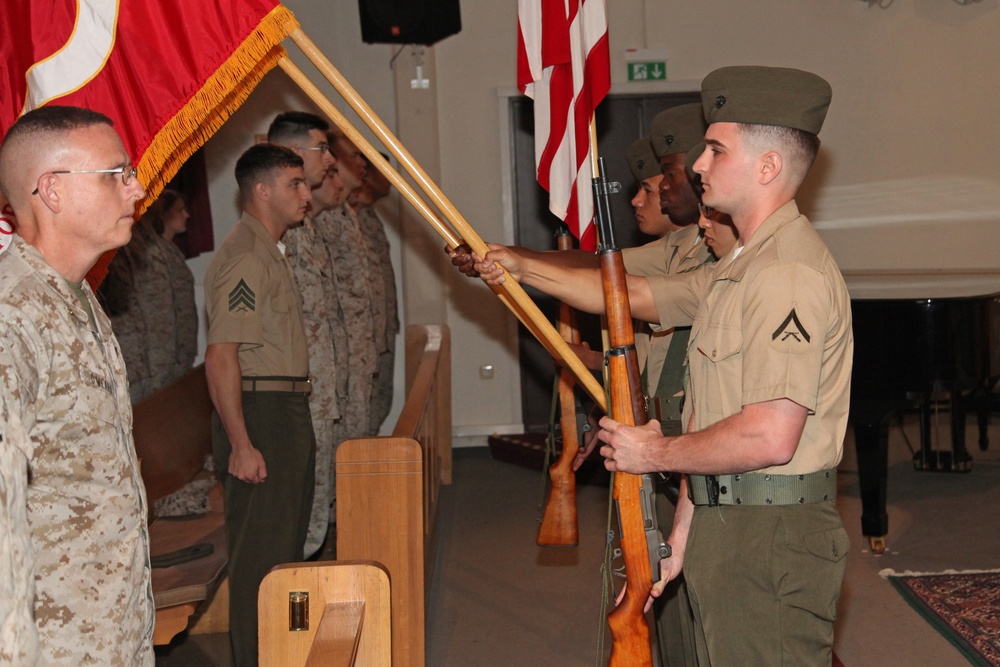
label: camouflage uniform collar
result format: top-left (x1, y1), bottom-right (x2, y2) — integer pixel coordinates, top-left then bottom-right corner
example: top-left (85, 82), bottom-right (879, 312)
top-left (714, 200), bottom-right (802, 282)
top-left (240, 212), bottom-right (287, 264)
top-left (7, 233), bottom-right (94, 326)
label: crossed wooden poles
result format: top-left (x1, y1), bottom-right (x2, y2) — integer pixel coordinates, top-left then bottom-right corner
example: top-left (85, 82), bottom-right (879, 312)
top-left (281, 28), bottom-right (657, 667)
top-left (278, 29), bottom-right (606, 415)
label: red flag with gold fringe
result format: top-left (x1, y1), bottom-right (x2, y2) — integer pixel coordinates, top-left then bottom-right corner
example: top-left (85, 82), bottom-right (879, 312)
top-left (0, 0), bottom-right (300, 284)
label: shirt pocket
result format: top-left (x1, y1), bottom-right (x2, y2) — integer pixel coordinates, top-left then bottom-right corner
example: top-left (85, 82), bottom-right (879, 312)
top-left (693, 324), bottom-right (743, 421)
top-left (72, 366), bottom-right (121, 431)
top-left (695, 324), bottom-right (743, 364)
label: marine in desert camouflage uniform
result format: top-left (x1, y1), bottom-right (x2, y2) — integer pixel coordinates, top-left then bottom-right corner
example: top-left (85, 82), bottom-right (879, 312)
top-left (326, 131), bottom-right (378, 441)
top-left (0, 105), bottom-right (154, 666)
top-left (350, 157), bottom-right (399, 433)
top-left (99, 188), bottom-right (198, 401)
top-left (272, 112), bottom-right (349, 557)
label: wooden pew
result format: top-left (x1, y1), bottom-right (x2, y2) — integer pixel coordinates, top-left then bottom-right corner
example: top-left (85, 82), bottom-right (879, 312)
top-left (258, 561), bottom-right (391, 667)
top-left (131, 364), bottom-right (228, 645)
top-left (335, 324), bottom-right (452, 667)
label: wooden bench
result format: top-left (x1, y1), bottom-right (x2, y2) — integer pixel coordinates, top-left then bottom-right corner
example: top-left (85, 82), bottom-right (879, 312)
top-left (335, 323), bottom-right (452, 667)
top-left (131, 363), bottom-right (228, 645)
top-left (258, 561), bottom-right (392, 666)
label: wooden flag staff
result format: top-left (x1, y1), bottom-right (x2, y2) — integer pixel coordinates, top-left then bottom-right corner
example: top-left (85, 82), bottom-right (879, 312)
top-left (278, 56), bottom-right (563, 384)
top-left (279, 34), bottom-right (607, 412)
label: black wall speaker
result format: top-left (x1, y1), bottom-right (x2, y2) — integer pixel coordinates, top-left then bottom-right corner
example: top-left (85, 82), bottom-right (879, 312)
top-left (358, 0), bottom-right (461, 46)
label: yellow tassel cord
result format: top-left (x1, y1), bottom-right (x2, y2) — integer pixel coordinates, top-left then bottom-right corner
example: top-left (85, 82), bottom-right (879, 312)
top-left (88, 4), bottom-right (300, 288)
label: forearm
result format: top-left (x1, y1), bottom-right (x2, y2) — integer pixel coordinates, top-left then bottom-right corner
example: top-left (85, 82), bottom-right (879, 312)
top-left (653, 400), bottom-right (807, 475)
top-left (204, 343), bottom-right (253, 453)
top-left (669, 478), bottom-right (693, 554)
top-left (519, 258), bottom-right (608, 313)
top-left (521, 258), bottom-right (660, 324)
top-left (514, 245), bottom-right (601, 270)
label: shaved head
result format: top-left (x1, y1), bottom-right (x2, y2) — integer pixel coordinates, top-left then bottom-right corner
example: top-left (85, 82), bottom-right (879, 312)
top-left (0, 106), bottom-right (113, 213)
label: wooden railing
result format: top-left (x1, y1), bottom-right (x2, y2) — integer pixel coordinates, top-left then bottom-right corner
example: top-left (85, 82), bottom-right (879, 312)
top-left (335, 323), bottom-right (452, 667)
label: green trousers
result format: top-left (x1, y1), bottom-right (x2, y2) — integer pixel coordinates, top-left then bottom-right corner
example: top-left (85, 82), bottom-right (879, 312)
top-left (213, 391), bottom-right (316, 667)
top-left (684, 501), bottom-right (849, 666)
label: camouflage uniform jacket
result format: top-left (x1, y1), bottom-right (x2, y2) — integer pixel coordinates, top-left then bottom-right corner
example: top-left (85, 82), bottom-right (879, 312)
top-left (357, 206), bottom-right (399, 354)
top-left (157, 232), bottom-right (198, 383)
top-left (317, 206), bottom-right (377, 436)
top-left (102, 245), bottom-right (150, 402)
top-left (0, 235), bottom-right (154, 666)
top-left (285, 215), bottom-right (342, 420)
top-left (131, 222), bottom-right (198, 394)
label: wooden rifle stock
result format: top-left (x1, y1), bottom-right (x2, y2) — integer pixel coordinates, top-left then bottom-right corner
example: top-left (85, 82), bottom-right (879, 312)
top-left (537, 229), bottom-right (581, 547)
top-left (595, 160), bottom-right (654, 667)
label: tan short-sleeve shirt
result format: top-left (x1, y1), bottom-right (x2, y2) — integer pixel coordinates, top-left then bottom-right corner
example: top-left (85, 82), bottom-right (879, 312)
top-left (204, 213), bottom-right (309, 378)
top-left (623, 225), bottom-right (713, 391)
top-left (685, 201), bottom-right (853, 474)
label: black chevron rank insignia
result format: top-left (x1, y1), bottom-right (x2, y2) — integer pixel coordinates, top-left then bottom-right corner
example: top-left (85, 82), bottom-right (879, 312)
top-left (771, 308), bottom-right (811, 349)
top-left (228, 279), bottom-right (256, 315)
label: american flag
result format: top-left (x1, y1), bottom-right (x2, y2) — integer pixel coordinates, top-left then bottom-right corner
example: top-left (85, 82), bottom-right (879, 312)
top-left (517, 0), bottom-right (610, 251)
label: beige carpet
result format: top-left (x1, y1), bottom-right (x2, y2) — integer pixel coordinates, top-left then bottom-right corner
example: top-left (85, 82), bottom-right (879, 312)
top-left (156, 408), bottom-right (1000, 665)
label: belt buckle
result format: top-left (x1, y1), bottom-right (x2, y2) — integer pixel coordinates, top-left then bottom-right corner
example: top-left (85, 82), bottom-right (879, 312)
top-left (705, 475), bottom-right (720, 507)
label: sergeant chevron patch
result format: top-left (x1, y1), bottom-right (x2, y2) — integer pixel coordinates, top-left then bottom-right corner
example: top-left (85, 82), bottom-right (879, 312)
top-left (228, 279), bottom-right (256, 315)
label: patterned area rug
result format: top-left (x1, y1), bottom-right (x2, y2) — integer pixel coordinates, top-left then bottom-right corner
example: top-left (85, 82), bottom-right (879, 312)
top-left (882, 569), bottom-right (1000, 666)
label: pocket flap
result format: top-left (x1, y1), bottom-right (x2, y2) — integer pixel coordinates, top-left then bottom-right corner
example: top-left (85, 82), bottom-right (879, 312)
top-left (803, 527), bottom-right (850, 563)
top-left (696, 326), bottom-right (743, 363)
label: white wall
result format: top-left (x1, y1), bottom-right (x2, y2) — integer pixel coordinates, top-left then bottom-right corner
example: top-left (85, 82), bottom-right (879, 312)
top-left (191, 0), bottom-right (1000, 436)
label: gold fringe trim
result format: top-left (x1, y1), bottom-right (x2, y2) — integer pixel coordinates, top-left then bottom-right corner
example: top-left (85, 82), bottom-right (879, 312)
top-left (89, 4), bottom-right (300, 288)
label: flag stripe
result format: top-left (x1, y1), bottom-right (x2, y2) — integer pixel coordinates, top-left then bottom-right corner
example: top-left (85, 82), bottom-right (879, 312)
top-left (517, 0), bottom-right (609, 251)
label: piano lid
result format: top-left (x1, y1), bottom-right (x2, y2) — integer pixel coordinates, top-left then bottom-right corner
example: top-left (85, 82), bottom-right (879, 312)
top-left (806, 176), bottom-right (1000, 288)
top-left (843, 270), bottom-right (1000, 300)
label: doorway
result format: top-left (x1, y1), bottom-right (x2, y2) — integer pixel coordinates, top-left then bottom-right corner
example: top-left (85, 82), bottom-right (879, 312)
top-left (509, 91), bottom-right (701, 430)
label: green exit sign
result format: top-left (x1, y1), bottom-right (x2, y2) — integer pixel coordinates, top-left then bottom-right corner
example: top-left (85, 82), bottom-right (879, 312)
top-left (627, 61), bottom-right (667, 81)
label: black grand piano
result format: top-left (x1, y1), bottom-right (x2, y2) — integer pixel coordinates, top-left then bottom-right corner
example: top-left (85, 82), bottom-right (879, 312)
top-left (849, 274), bottom-right (1000, 552)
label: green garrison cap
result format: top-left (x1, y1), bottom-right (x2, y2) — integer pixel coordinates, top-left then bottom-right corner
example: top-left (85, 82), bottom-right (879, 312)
top-left (626, 137), bottom-right (661, 181)
top-left (684, 142), bottom-right (705, 196)
top-left (649, 103), bottom-right (707, 158)
top-left (700, 66), bottom-right (832, 135)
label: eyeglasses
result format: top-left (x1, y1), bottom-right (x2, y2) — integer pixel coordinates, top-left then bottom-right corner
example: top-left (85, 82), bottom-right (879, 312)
top-left (32, 165), bottom-right (137, 195)
top-left (698, 203), bottom-right (716, 217)
top-left (297, 143), bottom-right (330, 155)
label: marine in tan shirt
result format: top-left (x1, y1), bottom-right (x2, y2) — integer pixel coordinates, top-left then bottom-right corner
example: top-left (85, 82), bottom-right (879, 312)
top-left (597, 66), bottom-right (852, 666)
top-left (204, 143), bottom-right (314, 667)
top-left (0, 106), bottom-right (153, 666)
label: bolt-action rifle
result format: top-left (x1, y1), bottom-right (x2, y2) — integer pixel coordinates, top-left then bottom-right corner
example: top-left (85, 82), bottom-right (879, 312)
top-left (537, 226), bottom-right (585, 547)
top-left (594, 157), bottom-right (669, 667)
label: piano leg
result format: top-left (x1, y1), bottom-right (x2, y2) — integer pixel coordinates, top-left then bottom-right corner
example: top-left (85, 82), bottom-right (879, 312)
top-left (949, 390), bottom-right (973, 471)
top-left (913, 393), bottom-right (973, 472)
top-left (977, 387), bottom-right (990, 451)
top-left (977, 377), bottom-right (998, 451)
top-left (852, 403), bottom-right (892, 554)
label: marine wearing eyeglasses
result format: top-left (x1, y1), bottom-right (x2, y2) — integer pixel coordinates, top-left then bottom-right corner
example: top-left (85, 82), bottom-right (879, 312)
top-left (0, 105), bottom-right (154, 665)
top-left (267, 112), bottom-right (346, 562)
top-left (31, 164), bottom-right (137, 195)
